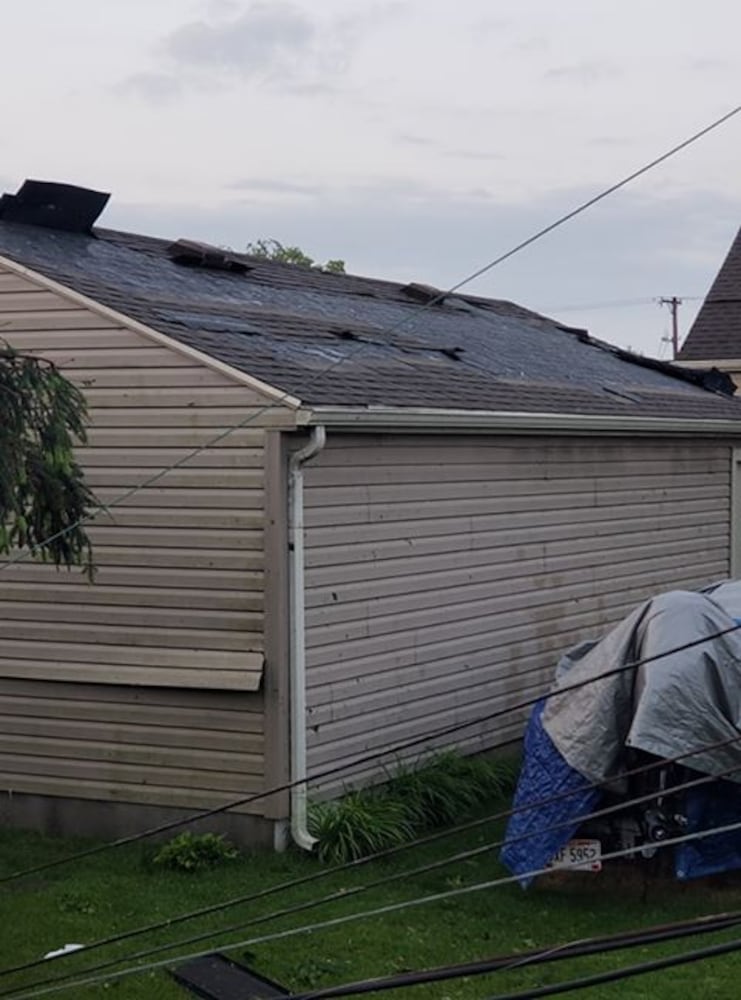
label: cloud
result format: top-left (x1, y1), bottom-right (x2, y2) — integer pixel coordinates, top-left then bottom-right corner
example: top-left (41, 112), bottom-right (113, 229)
top-left (587, 135), bottom-right (634, 148)
top-left (444, 148), bottom-right (505, 162)
top-left (687, 56), bottom-right (734, 75)
top-left (165, 2), bottom-right (315, 79)
top-left (227, 177), bottom-right (324, 196)
top-left (116, 1), bottom-right (408, 100)
top-left (394, 134), bottom-right (505, 161)
top-left (205, 0), bottom-right (241, 17)
top-left (395, 133), bottom-right (440, 148)
top-left (467, 16), bottom-right (512, 38)
top-left (544, 61), bottom-right (621, 84)
top-left (113, 72), bottom-right (183, 103)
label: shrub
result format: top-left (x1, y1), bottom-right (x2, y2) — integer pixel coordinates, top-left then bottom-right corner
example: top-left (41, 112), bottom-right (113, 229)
top-left (152, 832), bottom-right (239, 873)
top-left (308, 749), bottom-right (518, 864)
top-left (385, 751), bottom-right (505, 826)
top-left (308, 790), bottom-right (414, 865)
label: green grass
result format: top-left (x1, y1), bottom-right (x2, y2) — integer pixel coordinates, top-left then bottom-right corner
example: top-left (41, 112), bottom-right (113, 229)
top-left (2, 818), bottom-right (741, 999)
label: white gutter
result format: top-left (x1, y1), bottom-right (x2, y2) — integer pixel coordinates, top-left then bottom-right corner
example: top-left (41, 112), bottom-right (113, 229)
top-left (295, 406), bottom-right (741, 437)
top-left (287, 425), bottom-right (327, 851)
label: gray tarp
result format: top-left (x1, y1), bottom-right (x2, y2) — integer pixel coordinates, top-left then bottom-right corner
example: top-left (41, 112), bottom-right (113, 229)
top-left (542, 582), bottom-right (741, 785)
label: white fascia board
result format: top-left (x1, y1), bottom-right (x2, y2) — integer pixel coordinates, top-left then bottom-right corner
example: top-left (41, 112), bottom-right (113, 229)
top-left (296, 405), bottom-right (741, 437)
top-left (0, 253), bottom-right (302, 409)
top-left (674, 359), bottom-right (741, 369)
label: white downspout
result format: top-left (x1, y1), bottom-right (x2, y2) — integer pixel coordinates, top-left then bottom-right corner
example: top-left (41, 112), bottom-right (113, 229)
top-left (288, 425), bottom-right (326, 851)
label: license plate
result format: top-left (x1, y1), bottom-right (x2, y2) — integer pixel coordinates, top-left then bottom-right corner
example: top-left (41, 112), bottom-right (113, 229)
top-left (548, 838), bottom-right (602, 872)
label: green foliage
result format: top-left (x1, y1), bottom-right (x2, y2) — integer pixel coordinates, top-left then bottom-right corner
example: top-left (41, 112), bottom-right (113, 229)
top-left (384, 750), bottom-right (508, 828)
top-left (293, 956), bottom-right (352, 990)
top-left (309, 790), bottom-right (414, 865)
top-left (56, 891), bottom-right (97, 915)
top-left (309, 750), bottom-right (516, 864)
top-left (3, 823), bottom-right (740, 1000)
top-left (151, 832), bottom-right (239, 873)
top-left (244, 237), bottom-right (346, 273)
top-left (0, 344), bottom-right (95, 575)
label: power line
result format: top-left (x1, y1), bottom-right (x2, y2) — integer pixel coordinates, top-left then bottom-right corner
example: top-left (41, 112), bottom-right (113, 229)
top-left (9, 742), bottom-right (739, 999)
top-left (12, 812), bottom-right (741, 1000)
top-left (5, 730), bottom-right (736, 989)
top-left (659, 296), bottom-right (684, 358)
top-left (288, 913), bottom-right (741, 998)
top-left (3, 104), bottom-right (739, 576)
top-left (540, 295), bottom-right (703, 313)
top-left (2, 620), bottom-right (740, 887)
top-left (0, 104), bottom-right (738, 960)
top-left (0, 101), bottom-right (735, 991)
top-left (478, 934), bottom-right (741, 1000)
top-left (444, 104), bottom-right (741, 294)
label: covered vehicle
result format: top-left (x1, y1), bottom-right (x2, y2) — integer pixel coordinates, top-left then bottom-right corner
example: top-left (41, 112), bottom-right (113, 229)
top-left (501, 582), bottom-right (741, 885)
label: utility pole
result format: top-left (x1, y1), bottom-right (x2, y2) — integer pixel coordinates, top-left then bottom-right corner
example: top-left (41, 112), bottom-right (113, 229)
top-left (659, 296), bottom-right (683, 359)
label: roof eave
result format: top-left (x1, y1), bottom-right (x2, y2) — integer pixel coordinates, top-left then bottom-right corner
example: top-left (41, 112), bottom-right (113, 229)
top-left (0, 252), bottom-right (303, 409)
top-left (296, 405), bottom-right (741, 437)
top-left (675, 358), bottom-right (741, 368)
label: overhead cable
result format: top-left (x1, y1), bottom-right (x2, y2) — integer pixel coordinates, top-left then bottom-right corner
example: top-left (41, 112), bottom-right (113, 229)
top-left (8, 740), bottom-right (740, 998)
top-left (289, 911), bottom-right (741, 999)
top-left (5, 729), bottom-right (735, 985)
top-left (477, 933), bottom-right (741, 1000)
top-left (3, 104), bottom-right (739, 577)
top-left (3, 620), bottom-right (741, 888)
top-left (11, 808), bottom-right (741, 1000)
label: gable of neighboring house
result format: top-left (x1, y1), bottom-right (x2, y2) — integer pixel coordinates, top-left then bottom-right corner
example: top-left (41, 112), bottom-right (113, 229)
top-left (678, 224), bottom-right (741, 383)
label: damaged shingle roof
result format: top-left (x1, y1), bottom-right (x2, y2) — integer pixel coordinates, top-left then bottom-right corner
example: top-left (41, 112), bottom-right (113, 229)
top-left (1, 218), bottom-right (741, 420)
top-left (679, 225), bottom-right (741, 362)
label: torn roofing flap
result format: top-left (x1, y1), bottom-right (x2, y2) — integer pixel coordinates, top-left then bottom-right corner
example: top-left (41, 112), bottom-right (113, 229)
top-left (570, 329), bottom-right (737, 398)
top-left (160, 311), bottom-right (263, 336)
top-left (601, 383), bottom-right (643, 404)
top-left (401, 281), bottom-right (448, 304)
top-left (3, 212), bottom-right (741, 419)
top-left (158, 298), bottom-right (467, 358)
top-left (167, 238), bottom-right (253, 274)
top-left (0, 179), bottom-right (110, 234)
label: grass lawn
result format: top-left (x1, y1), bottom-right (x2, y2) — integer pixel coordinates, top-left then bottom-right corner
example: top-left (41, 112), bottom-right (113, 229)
top-left (2, 815), bottom-right (741, 1000)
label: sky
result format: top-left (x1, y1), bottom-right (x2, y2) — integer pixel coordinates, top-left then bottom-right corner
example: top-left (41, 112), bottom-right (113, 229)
top-left (1, 0), bottom-right (739, 356)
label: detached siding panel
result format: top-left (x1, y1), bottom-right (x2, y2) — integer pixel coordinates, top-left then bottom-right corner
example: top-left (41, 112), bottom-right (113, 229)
top-left (0, 265), bottom-right (296, 815)
top-left (0, 679), bottom-right (265, 811)
top-left (0, 266), bottom-right (289, 692)
top-left (304, 435), bottom-right (732, 784)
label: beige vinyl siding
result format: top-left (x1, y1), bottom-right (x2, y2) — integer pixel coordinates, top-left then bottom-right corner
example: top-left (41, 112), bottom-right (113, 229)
top-left (0, 263), bottom-right (297, 815)
top-left (0, 264), bottom-right (296, 692)
top-left (0, 677), bottom-right (264, 810)
top-left (303, 434), bottom-right (732, 784)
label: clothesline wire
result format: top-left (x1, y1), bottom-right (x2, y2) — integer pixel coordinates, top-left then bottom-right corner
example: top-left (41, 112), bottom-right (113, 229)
top-left (6, 727), bottom-right (737, 986)
top-left (3, 103), bottom-right (739, 576)
top-left (11, 810), bottom-right (741, 1000)
top-left (3, 619), bottom-right (740, 889)
top-left (9, 738), bottom-right (740, 999)
top-left (290, 912), bottom-right (741, 999)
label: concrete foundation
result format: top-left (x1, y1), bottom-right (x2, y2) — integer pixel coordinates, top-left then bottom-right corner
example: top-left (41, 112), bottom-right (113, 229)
top-left (0, 791), bottom-right (279, 849)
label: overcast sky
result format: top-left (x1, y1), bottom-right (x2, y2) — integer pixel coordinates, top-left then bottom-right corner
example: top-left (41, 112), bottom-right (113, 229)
top-left (1, 0), bottom-right (739, 356)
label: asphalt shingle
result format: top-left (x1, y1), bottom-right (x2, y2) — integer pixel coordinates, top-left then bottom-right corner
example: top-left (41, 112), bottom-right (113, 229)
top-left (679, 226), bottom-right (741, 362)
top-left (1, 219), bottom-right (740, 421)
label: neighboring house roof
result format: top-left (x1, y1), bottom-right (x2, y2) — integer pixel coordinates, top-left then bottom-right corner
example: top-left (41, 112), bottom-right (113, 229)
top-left (1, 191), bottom-right (740, 421)
top-left (679, 225), bottom-right (741, 362)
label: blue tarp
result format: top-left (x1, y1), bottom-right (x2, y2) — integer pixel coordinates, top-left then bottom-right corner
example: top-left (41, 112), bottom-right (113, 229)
top-left (502, 712), bottom-right (741, 884)
top-left (675, 780), bottom-right (741, 880)
top-left (500, 700), bottom-right (602, 886)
